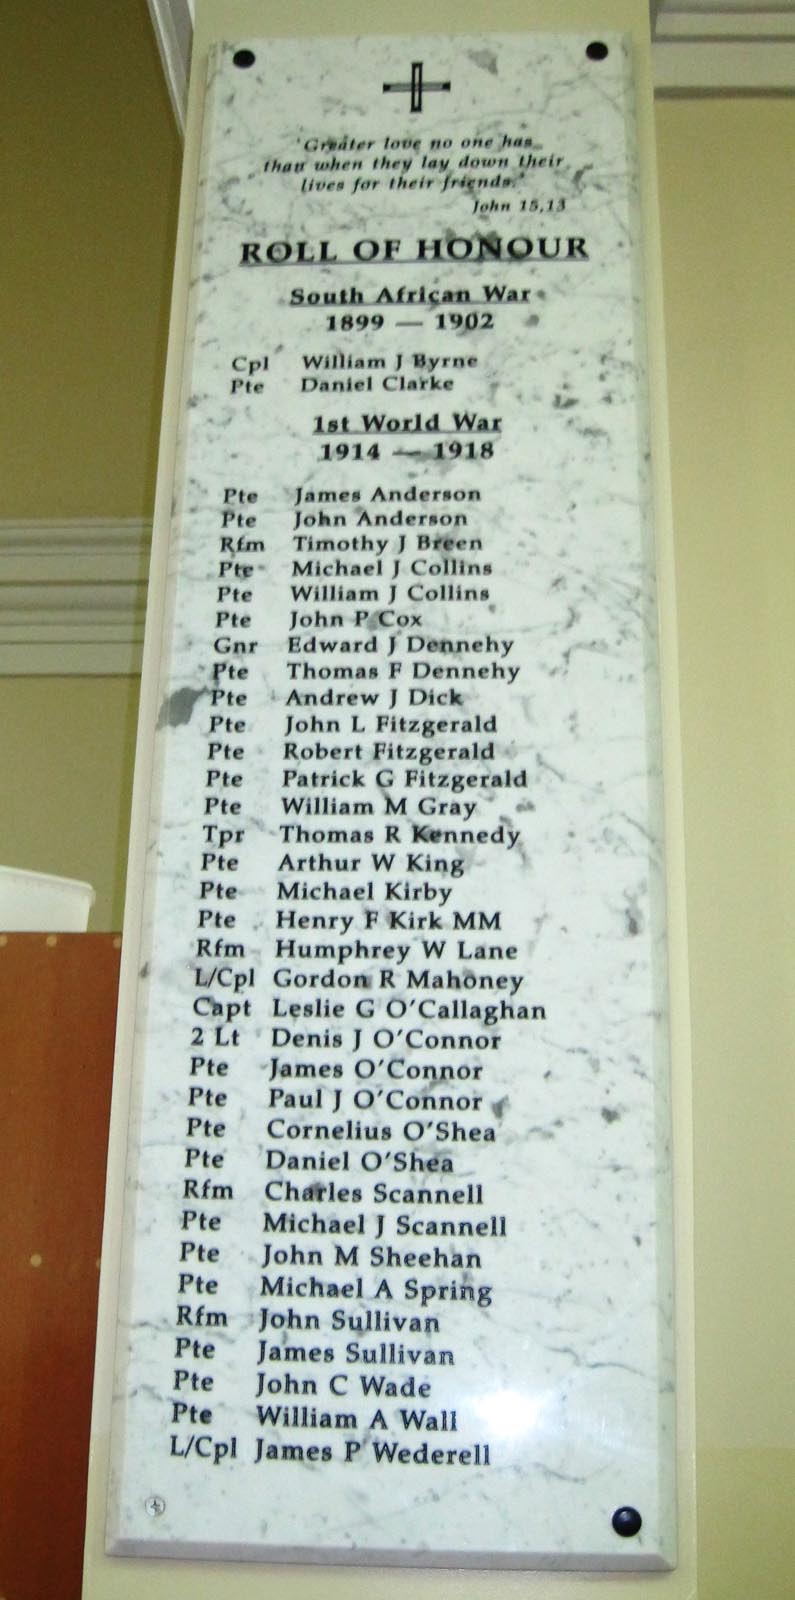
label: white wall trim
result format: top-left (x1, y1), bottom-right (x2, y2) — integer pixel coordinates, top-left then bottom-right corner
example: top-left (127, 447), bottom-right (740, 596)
top-left (146, 0), bottom-right (193, 134)
top-left (0, 520), bottom-right (151, 676)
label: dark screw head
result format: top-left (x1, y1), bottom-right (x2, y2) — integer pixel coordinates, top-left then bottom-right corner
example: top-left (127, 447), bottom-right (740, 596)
top-left (612, 1505), bottom-right (642, 1538)
top-left (586, 41), bottom-right (609, 61)
top-left (233, 49), bottom-right (256, 69)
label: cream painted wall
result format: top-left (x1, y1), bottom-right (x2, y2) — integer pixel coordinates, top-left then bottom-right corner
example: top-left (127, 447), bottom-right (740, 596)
top-left (1, 0), bottom-right (181, 520)
top-left (655, 97), bottom-right (795, 1596)
top-left (1, 0), bottom-right (178, 930)
top-left (0, 676), bottom-right (140, 930)
top-left (0, 3), bottom-right (792, 1596)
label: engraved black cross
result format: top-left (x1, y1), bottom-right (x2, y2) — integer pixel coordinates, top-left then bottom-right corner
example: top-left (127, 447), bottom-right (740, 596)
top-left (382, 61), bottom-right (451, 114)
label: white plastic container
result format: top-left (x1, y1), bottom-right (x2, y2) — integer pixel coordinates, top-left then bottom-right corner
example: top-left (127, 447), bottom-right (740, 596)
top-left (0, 865), bottom-right (95, 931)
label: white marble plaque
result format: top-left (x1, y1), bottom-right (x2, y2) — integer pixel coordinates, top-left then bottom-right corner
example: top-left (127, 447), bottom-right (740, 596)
top-left (107, 31), bottom-right (675, 1569)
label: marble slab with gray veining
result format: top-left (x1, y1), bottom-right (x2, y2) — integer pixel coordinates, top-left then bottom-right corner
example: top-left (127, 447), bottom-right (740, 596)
top-left (106, 31), bottom-right (675, 1569)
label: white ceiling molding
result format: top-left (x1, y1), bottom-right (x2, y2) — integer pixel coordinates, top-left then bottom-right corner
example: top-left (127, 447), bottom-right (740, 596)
top-left (657, 0), bottom-right (795, 10)
top-left (147, 0), bottom-right (795, 120)
top-left (654, 7), bottom-right (795, 91)
top-left (0, 520), bottom-right (151, 676)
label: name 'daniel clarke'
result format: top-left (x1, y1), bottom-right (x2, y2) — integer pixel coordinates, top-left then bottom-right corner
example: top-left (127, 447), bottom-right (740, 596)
top-left (300, 350), bottom-right (479, 395)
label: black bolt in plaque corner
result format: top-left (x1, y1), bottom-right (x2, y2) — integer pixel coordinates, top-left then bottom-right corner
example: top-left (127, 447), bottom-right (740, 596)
top-left (612, 1507), bottom-right (643, 1538)
top-left (586, 41), bottom-right (609, 60)
top-left (233, 48), bottom-right (256, 69)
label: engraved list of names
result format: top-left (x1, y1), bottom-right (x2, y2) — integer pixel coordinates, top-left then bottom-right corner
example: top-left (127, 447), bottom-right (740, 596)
top-left (107, 32), bottom-right (676, 1569)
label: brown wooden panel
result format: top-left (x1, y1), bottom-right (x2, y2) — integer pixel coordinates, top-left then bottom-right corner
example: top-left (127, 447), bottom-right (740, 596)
top-left (0, 934), bottom-right (120, 1600)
